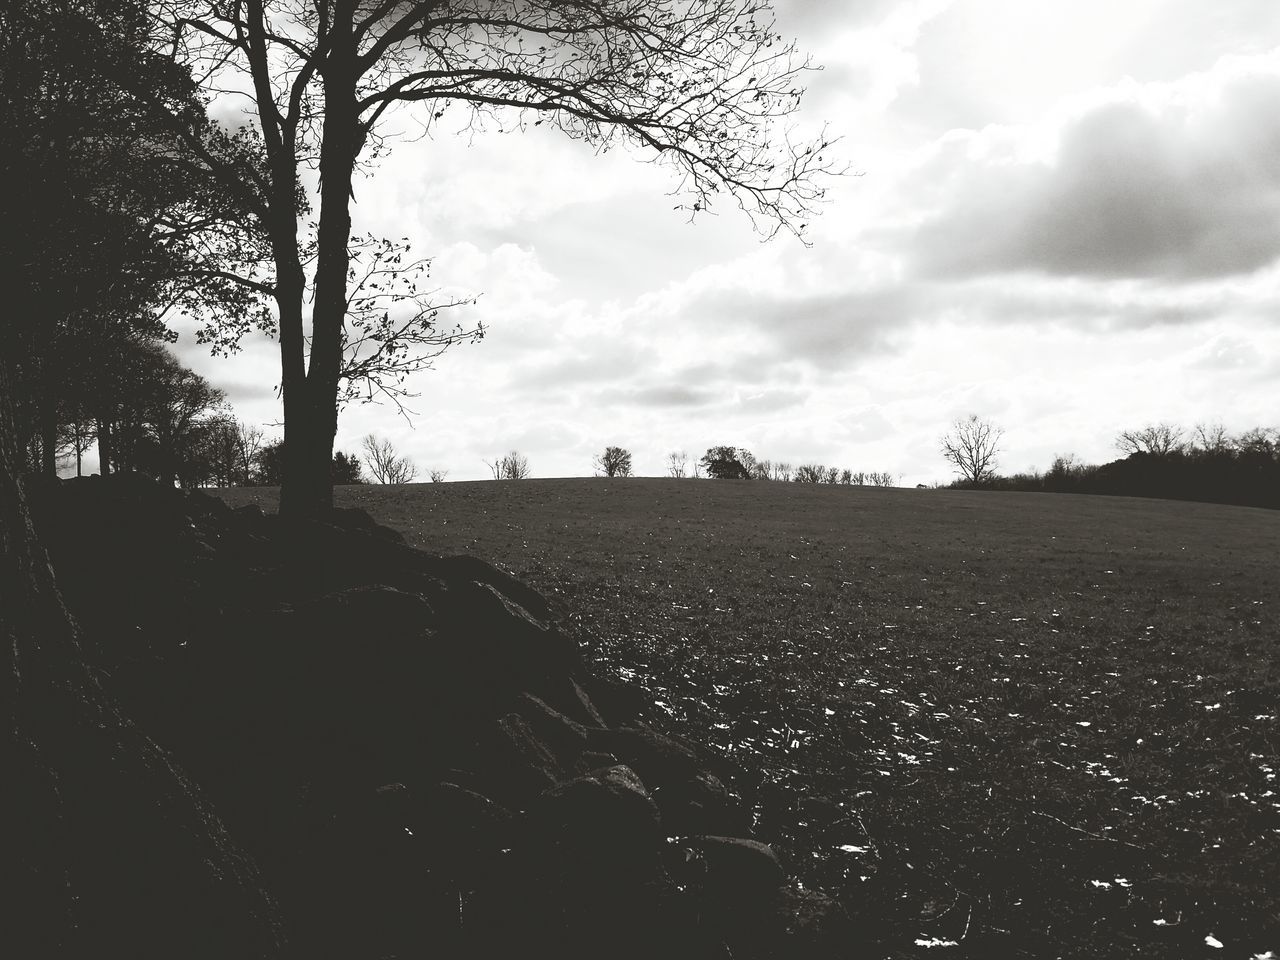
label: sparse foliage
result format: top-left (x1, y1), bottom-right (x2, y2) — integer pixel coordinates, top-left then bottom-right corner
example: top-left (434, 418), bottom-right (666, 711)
top-left (339, 235), bottom-right (484, 414)
top-left (941, 415), bottom-right (1003, 485)
top-left (793, 463), bottom-right (824, 483)
top-left (361, 434), bottom-right (418, 485)
top-left (666, 450), bottom-right (689, 479)
top-left (1116, 423), bottom-right (1184, 457)
top-left (487, 450), bottom-right (531, 481)
top-left (429, 468), bottom-right (448, 483)
top-left (1192, 422), bottom-right (1232, 455)
top-left (593, 446), bottom-right (633, 478)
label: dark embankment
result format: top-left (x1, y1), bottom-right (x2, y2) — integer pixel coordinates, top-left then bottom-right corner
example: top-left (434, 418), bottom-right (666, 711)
top-left (24, 474), bottom-right (845, 959)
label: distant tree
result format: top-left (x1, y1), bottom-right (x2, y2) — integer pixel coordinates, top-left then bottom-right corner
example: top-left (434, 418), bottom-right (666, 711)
top-left (428, 469), bottom-right (448, 483)
top-left (838, 468), bottom-right (853, 485)
top-left (666, 450), bottom-right (689, 479)
top-left (487, 451), bottom-right (531, 481)
top-left (1116, 423), bottom-right (1184, 457)
top-left (233, 421), bottom-right (266, 486)
top-left (331, 451), bottom-right (365, 485)
top-left (1192, 422), bottom-right (1233, 455)
top-left (362, 435), bottom-right (418, 485)
top-left (700, 446), bottom-right (751, 480)
top-left (941, 415), bottom-right (1003, 485)
top-left (593, 446), bottom-right (633, 478)
top-left (822, 466), bottom-right (839, 484)
top-left (868, 471), bottom-right (897, 487)
top-left (793, 464), bottom-right (824, 483)
top-left (749, 458), bottom-right (773, 480)
top-left (253, 440), bottom-right (284, 486)
top-left (772, 461), bottom-right (793, 482)
top-left (56, 414), bottom-right (96, 479)
top-left (1235, 427), bottom-right (1278, 458)
top-left (88, 342), bottom-right (227, 487)
top-left (194, 415), bottom-right (242, 487)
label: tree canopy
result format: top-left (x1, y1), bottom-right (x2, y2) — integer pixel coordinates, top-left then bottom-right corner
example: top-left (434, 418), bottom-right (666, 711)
top-left (167, 0), bottom-right (836, 515)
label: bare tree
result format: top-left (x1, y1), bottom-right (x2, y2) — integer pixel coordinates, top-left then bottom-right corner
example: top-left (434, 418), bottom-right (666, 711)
top-left (361, 434), bottom-right (418, 484)
top-left (666, 450), bottom-right (689, 479)
top-left (1192, 422), bottom-right (1232, 454)
top-left (1115, 423), bottom-right (1185, 457)
top-left (169, 0), bottom-right (838, 516)
top-left (793, 463), bottom-right (824, 483)
top-left (1236, 427), bottom-right (1279, 456)
top-left (868, 471), bottom-right (897, 487)
top-left (772, 461), bottom-right (792, 482)
top-left (487, 450), bottom-right (530, 480)
top-left (593, 446), bottom-right (633, 477)
top-left (750, 458), bottom-right (773, 480)
top-left (428, 468), bottom-right (448, 483)
top-left (234, 420), bottom-right (265, 486)
top-left (838, 468), bottom-right (852, 485)
top-left (941, 415), bottom-right (1002, 484)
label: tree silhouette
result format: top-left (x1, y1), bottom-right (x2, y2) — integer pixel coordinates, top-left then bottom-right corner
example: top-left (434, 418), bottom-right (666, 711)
top-left (1, 0), bottom-right (266, 481)
top-left (941, 415), bottom-right (1003, 485)
top-left (168, 0), bottom-right (836, 516)
top-left (487, 451), bottom-right (531, 480)
top-left (593, 446), bottom-right (633, 478)
top-left (700, 446), bottom-right (752, 479)
top-left (1116, 423), bottom-right (1185, 457)
top-left (361, 434), bottom-right (418, 484)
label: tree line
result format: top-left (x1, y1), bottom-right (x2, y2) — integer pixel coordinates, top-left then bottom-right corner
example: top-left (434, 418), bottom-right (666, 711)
top-left (940, 416), bottom-right (1280, 509)
top-left (584, 445), bottom-right (897, 485)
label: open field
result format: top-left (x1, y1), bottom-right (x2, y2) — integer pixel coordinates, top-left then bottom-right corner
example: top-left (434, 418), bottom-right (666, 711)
top-left (217, 479), bottom-right (1279, 958)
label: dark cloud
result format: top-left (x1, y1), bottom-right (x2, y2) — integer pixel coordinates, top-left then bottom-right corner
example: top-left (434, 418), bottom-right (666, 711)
top-left (911, 68), bottom-right (1280, 280)
top-left (596, 384), bottom-right (716, 408)
top-left (683, 285), bottom-right (915, 371)
top-left (772, 0), bottom-right (899, 37)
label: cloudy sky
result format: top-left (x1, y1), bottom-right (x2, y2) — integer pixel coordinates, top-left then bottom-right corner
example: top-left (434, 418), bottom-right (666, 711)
top-left (174, 0), bottom-right (1280, 484)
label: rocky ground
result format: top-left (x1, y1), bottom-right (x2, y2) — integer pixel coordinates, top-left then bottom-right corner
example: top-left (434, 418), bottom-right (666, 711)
top-left (30, 474), bottom-right (848, 958)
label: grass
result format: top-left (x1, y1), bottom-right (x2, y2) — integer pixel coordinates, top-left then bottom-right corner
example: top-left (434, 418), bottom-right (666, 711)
top-left (217, 478), bottom-right (1279, 958)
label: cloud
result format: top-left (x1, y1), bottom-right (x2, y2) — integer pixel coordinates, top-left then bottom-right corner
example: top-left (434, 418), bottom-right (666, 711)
top-left (907, 51), bottom-right (1280, 280)
top-left (597, 384), bottom-right (716, 409)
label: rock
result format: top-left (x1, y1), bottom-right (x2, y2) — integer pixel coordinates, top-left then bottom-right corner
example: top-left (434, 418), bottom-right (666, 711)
top-left (481, 712), bottom-right (567, 802)
top-left (421, 781), bottom-right (513, 877)
top-left (531, 764), bottom-right (663, 860)
top-left (659, 769), bottom-right (751, 837)
top-left (690, 835), bottom-right (786, 897)
top-left (589, 725), bottom-right (701, 785)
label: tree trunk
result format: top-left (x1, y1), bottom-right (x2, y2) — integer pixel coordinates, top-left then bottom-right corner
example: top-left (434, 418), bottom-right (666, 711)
top-left (96, 415), bottom-right (112, 476)
top-left (0, 364), bottom-right (283, 955)
top-left (39, 386), bottom-right (58, 480)
top-left (278, 15), bottom-right (359, 519)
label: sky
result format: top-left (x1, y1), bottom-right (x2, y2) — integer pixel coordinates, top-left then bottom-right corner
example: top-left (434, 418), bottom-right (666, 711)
top-left (166, 0), bottom-right (1280, 485)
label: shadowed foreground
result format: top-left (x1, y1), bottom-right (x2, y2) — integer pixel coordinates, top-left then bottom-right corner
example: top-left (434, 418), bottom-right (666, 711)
top-left (28, 475), bottom-right (846, 958)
